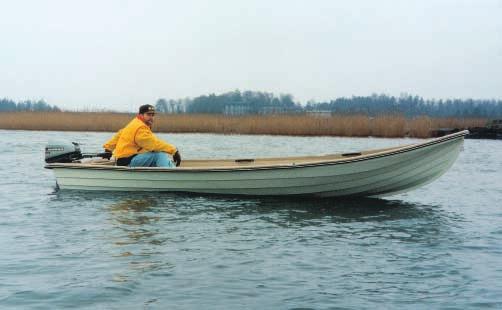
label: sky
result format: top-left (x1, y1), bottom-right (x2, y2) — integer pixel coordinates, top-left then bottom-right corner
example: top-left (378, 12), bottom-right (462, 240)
top-left (1, 0), bottom-right (501, 111)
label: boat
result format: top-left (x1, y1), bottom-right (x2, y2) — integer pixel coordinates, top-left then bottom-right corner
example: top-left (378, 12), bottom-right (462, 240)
top-left (44, 130), bottom-right (468, 197)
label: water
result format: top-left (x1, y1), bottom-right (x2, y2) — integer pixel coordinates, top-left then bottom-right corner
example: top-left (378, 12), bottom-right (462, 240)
top-left (1, 130), bottom-right (501, 309)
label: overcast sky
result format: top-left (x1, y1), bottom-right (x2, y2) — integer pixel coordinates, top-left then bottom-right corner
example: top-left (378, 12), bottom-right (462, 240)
top-left (1, 0), bottom-right (501, 111)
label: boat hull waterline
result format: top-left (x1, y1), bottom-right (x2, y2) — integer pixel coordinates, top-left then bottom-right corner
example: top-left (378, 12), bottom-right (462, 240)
top-left (45, 131), bottom-right (468, 197)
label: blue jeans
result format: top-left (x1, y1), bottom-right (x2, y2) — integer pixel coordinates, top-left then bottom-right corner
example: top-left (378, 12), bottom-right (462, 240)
top-left (129, 152), bottom-right (175, 168)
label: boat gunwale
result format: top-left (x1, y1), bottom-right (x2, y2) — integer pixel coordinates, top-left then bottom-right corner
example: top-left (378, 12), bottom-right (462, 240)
top-left (44, 130), bottom-right (468, 172)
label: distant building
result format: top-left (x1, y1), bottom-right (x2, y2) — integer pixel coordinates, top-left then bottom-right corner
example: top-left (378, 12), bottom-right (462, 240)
top-left (224, 105), bottom-right (251, 115)
top-left (259, 106), bottom-right (302, 115)
top-left (224, 105), bottom-right (302, 115)
top-left (306, 110), bottom-right (332, 118)
top-left (259, 106), bottom-right (285, 114)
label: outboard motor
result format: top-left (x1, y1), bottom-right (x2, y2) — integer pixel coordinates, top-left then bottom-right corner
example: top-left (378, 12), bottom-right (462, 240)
top-left (45, 141), bottom-right (112, 163)
top-left (45, 141), bottom-right (83, 163)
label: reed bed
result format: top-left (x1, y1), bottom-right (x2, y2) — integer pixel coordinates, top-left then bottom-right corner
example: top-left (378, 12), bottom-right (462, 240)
top-left (0, 112), bottom-right (487, 138)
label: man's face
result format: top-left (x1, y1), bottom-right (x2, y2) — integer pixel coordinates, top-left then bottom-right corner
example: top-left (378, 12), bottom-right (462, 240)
top-left (142, 112), bottom-right (155, 126)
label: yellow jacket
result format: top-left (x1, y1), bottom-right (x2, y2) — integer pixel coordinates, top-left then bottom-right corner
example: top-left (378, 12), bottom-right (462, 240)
top-left (103, 117), bottom-right (177, 159)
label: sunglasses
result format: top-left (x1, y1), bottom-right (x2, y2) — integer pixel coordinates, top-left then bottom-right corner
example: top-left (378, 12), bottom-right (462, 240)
top-left (145, 112), bottom-right (156, 116)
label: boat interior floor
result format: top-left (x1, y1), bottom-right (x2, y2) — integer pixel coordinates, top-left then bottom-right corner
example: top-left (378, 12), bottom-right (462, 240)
top-left (79, 144), bottom-right (411, 168)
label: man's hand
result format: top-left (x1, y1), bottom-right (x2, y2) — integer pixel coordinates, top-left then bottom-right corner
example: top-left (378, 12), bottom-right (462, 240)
top-left (100, 149), bottom-right (113, 160)
top-left (173, 150), bottom-right (181, 167)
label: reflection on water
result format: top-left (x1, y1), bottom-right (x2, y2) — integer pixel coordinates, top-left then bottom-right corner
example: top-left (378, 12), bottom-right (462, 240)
top-left (105, 198), bottom-right (172, 281)
top-left (69, 192), bottom-right (456, 289)
top-left (108, 198), bottom-right (161, 226)
top-left (54, 191), bottom-right (459, 245)
top-left (52, 189), bottom-right (456, 226)
top-left (54, 190), bottom-right (447, 221)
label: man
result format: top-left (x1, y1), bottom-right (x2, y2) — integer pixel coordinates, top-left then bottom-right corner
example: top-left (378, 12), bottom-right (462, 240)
top-left (103, 104), bottom-right (181, 167)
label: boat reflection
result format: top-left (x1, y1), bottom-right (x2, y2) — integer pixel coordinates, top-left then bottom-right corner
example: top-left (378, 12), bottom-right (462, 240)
top-left (95, 192), bottom-right (460, 240)
top-left (105, 197), bottom-right (173, 282)
top-left (51, 190), bottom-right (463, 282)
top-left (51, 190), bottom-right (455, 225)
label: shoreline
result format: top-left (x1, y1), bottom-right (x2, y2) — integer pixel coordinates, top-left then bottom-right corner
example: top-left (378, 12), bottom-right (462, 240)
top-left (0, 111), bottom-right (486, 138)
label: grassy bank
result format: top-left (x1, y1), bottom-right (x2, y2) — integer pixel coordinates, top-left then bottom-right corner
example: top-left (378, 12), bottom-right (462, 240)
top-left (0, 112), bottom-right (486, 138)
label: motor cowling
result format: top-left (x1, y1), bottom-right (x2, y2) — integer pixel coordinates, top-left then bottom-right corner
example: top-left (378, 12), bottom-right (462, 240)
top-left (45, 141), bottom-right (83, 163)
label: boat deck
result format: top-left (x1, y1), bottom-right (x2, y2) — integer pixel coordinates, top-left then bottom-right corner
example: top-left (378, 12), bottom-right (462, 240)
top-left (78, 144), bottom-right (407, 169)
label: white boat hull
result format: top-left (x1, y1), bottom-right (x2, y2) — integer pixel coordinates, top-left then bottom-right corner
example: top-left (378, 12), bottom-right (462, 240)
top-left (46, 131), bottom-right (467, 197)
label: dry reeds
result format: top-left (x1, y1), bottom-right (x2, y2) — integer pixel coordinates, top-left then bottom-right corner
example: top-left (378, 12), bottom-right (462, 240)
top-left (0, 111), bottom-right (133, 132)
top-left (0, 112), bottom-right (487, 138)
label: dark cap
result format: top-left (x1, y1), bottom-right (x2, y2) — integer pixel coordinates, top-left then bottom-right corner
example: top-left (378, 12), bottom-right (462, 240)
top-left (139, 104), bottom-right (155, 114)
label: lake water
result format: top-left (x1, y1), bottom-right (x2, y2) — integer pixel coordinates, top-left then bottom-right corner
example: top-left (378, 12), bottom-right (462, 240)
top-left (1, 130), bottom-right (501, 309)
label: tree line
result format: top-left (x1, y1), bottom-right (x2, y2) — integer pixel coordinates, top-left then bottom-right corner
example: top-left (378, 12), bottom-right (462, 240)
top-left (306, 94), bottom-right (502, 118)
top-left (0, 98), bottom-right (61, 112)
top-left (2, 91), bottom-right (501, 118)
top-left (155, 90), bottom-right (302, 114)
top-left (155, 91), bottom-right (502, 118)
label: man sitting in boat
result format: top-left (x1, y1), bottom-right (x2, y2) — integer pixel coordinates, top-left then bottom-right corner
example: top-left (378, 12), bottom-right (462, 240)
top-left (103, 104), bottom-right (181, 167)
